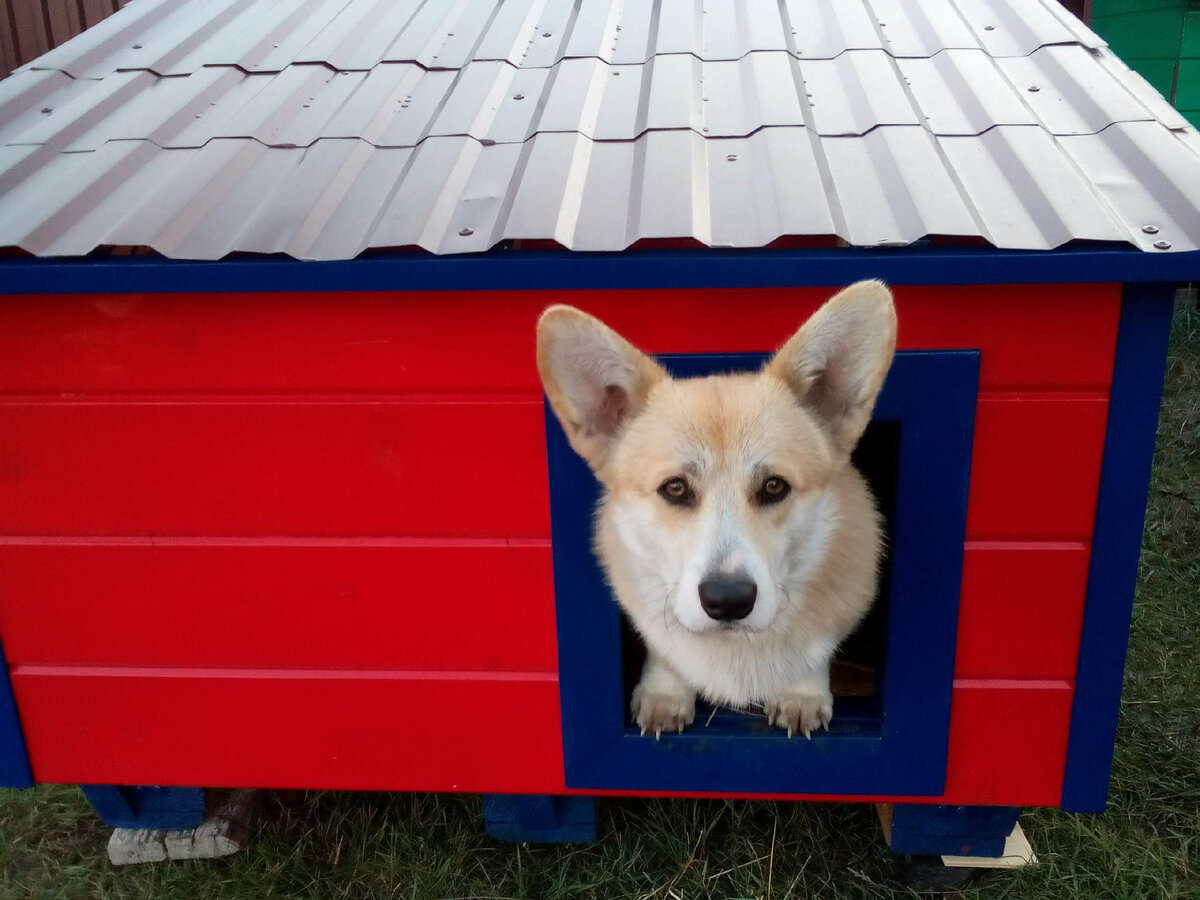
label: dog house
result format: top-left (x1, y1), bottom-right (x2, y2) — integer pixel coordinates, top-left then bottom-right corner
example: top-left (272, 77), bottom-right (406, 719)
top-left (1, 0), bottom-right (1198, 857)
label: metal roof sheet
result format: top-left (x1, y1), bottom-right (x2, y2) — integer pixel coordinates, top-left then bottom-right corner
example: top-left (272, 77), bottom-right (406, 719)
top-left (0, 0), bottom-right (1196, 259)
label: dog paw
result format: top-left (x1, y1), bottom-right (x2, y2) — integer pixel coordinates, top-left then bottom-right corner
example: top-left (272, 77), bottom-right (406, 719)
top-left (766, 691), bottom-right (833, 738)
top-left (631, 685), bottom-right (695, 739)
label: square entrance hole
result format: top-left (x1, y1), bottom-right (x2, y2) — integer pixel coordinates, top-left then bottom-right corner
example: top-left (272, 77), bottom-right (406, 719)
top-left (620, 421), bottom-right (900, 734)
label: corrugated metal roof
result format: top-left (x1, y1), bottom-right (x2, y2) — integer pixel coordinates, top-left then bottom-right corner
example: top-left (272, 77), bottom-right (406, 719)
top-left (0, 0), bottom-right (1197, 259)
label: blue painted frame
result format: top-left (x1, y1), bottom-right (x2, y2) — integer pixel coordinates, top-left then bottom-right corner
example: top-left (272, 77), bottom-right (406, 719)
top-left (1060, 284), bottom-right (1176, 813)
top-left (0, 641), bottom-right (33, 788)
top-left (546, 350), bottom-right (979, 795)
top-left (0, 246), bottom-right (1198, 295)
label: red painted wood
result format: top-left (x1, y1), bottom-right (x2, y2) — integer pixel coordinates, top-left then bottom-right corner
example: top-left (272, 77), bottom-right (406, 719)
top-left (12, 667), bottom-right (566, 792)
top-left (0, 540), bottom-right (1087, 681)
top-left (967, 396), bottom-right (1109, 540)
top-left (0, 284), bottom-right (1120, 394)
top-left (956, 543), bottom-right (1091, 680)
top-left (941, 680), bottom-right (1074, 807)
top-left (0, 541), bottom-right (557, 671)
top-left (0, 397), bottom-right (1106, 539)
top-left (11, 670), bottom-right (1069, 805)
top-left (0, 400), bottom-right (550, 537)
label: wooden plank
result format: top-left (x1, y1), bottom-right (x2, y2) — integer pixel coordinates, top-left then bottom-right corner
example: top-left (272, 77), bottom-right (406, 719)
top-left (8, 0), bottom-right (50, 62)
top-left (0, 284), bottom-right (1120, 394)
top-left (0, 399), bottom-right (551, 537)
top-left (0, 542), bottom-right (1087, 678)
top-left (941, 680), bottom-right (1074, 807)
top-left (0, 396), bottom-right (1106, 539)
top-left (956, 543), bottom-right (1091, 679)
top-left (1, 3), bottom-right (22, 77)
top-left (44, 0), bottom-right (80, 46)
top-left (80, 0), bottom-right (112, 27)
top-left (13, 667), bottom-right (566, 792)
top-left (11, 668), bottom-right (1069, 804)
top-left (967, 396), bottom-right (1109, 540)
top-left (0, 541), bottom-right (558, 671)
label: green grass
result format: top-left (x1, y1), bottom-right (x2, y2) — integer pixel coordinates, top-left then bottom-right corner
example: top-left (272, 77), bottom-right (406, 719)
top-left (1, 298), bottom-right (1197, 899)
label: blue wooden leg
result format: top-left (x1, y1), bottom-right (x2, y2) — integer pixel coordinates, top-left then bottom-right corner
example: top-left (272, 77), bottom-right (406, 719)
top-left (482, 794), bottom-right (596, 843)
top-left (81, 785), bottom-right (206, 830)
top-left (888, 804), bottom-right (1021, 858)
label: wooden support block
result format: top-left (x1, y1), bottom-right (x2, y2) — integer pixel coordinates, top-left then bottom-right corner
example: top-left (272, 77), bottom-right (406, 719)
top-left (877, 803), bottom-right (1036, 869)
top-left (108, 789), bottom-right (259, 865)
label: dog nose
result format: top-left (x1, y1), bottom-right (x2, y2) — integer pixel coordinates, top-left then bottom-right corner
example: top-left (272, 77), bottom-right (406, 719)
top-left (698, 574), bottom-right (757, 621)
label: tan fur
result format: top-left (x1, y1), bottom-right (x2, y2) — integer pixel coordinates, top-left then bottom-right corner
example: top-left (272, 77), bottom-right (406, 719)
top-left (537, 281), bottom-right (897, 737)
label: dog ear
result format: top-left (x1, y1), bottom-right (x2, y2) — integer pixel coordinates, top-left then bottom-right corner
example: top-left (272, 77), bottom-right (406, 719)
top-left (766, 280), bottom-right (897, 456)
top-left (537, 305), bottom-right (667, 474)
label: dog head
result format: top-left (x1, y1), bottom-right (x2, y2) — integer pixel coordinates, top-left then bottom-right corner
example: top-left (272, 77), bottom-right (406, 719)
top-left (537, 281), bottom-right (896, 636)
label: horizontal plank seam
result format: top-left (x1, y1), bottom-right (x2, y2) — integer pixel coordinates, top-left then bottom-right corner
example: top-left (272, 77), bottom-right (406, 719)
top-left (0, 388), bottom-right (1110, 403)
top-left (10, 665), bottom-right (560, 681)
top-left (953, 678), bottom-right (1073, 691)
top-left (963, 539), bottom-right (1090, 551)
top-left (0, 537), bottom-right (1092, 547)
top-left (0, 535), bottom-right (552, 548)
top-left (0, 393), bottom-right (545, 405)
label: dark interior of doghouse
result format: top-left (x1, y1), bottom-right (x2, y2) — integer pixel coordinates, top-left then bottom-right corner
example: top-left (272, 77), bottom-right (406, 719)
top-left (620, 421), bottom-right (899, 737)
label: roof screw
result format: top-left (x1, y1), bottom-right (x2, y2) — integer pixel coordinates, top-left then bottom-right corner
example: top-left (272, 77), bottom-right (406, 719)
top-left (542, 32), bottom-right (551, 37)
top-left (1153, 239), bottom-right (1171, 249)
top-left (132, 43), bottom-right (142, 49)
top-left (513, 93), bottom-right (524, 100)
top-left (726, 154), bottom-right (737, 161)
top-left (1027, 85), bottom-right (1040, 92)
top-left (984, 24), bottom-right (995, 30)
top-left (40, 106), bottom-right (51, 114)
top-left (613, 70), bottom-right (620, 76)
top-left (459, 227), bottom-right (474, 236)
top-left (1142, 225), bottom-right (1159, 234)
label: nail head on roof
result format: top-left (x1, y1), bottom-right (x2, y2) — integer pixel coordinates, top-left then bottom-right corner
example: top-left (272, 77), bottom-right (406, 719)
top-left (726, 154), bottom-right (737, 161)
top-left (513, 94), bottom-right (524, 100)
top-left (40, 107), bottom-right (51, 114)
top-left (984, 24), bottom-right (995, 30)
top-left (1142, 225), bottom-right (1159, 234)
top-left (459, 228), bottom-right (474, 236)
top-left (1028, 85), bottom-right (1040, 92)
top-left (1153, 240), bottom-right (1171, 249)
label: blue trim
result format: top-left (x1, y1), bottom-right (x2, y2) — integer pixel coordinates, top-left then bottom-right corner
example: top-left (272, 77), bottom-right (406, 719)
top-left (1060, 285), bottom-right (1175, 813)
top-left (482, 794), bottom-right (597, 843)
top-left (0, 246), bottom-right (1197, 294)
top-left (888, 805), bottom-right (1022, 857)
top-left (547, 350), bottom-right (979, 796)
top-left (0, 641), bottom-right (33, 788)
top-left (81, 785), bottom-right (206, 830)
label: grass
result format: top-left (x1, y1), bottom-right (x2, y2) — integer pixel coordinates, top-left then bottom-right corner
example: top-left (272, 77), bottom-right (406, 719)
top-left (0, 297), bottom-right (1197, 899)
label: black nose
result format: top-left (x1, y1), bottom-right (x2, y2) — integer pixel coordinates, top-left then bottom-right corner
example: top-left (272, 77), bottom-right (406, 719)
top-left (698, 574), bottom-right (757, 621)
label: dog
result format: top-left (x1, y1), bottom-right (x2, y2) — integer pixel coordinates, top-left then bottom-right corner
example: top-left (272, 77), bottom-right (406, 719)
top-left (536, 280), bottom-right (896, 739)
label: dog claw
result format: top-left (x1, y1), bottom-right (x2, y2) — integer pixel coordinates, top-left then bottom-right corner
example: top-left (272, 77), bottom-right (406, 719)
top-left (654, 727), bottom-right (662, 740)
top-left (786, 726), bottom-right (794, 739)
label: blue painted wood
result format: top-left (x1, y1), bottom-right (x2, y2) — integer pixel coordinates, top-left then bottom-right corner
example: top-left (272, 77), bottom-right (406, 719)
top-left (0, 641), bottom-right (33, 788)
top-left (1060, 285), bottom-right (1176, 813)
top-left (888, 805), bottom-right (1022, 857)
top-left (0, 246), bottom-right (1198, 295)
top-left (482, 795), bottom-right (597, 843)
top-left (547, 350), bottom-right (979, 795)
top-left (81, 786), bottom-right (206, 830)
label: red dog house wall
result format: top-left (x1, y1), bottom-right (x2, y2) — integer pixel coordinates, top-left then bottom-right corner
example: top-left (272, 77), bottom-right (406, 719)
top-left (1, 0), bottom-right (1199, 854)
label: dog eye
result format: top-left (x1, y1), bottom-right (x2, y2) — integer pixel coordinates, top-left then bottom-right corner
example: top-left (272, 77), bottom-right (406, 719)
top-left (757, 476), bottom-right (791, 505)
top-left (658, 477), bottom-right (694, 507)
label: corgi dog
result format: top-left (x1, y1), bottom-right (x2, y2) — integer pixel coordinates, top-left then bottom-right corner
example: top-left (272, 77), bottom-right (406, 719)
top-left (536, 281), bottom-right (897, 739)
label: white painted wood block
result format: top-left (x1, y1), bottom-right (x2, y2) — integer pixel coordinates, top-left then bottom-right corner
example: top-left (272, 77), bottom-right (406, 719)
top-left (107, 789), bottom-right (259, 865)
